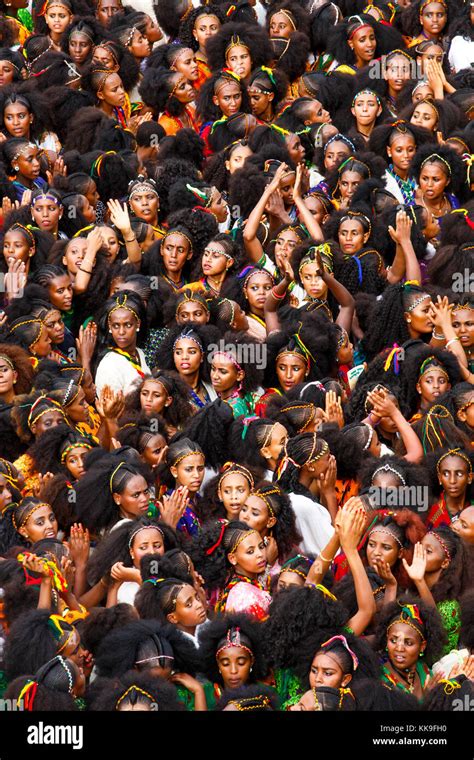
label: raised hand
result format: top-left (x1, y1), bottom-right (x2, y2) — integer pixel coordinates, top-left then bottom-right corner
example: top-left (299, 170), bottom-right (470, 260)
top-left (159, 486), bottom-right (189, 529)
top-left (402, 542), bottom-right (427, 583)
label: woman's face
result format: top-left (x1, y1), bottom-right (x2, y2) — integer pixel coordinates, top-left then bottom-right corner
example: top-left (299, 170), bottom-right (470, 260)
top-left (64, 445), bottom-right (91, 480)
top-left (210, 355), bottom-right (241, 396)
top-left (261, 422), bottom-right (288, 465)
top-left (218, 472), bottom-right (251, 521)
top-left (350, 26), bottom-right (377, 65)
top-left (384, 54), bottom-right (411, 93)
top-left (386, 134), bottom-right (416, 175)
top-left (438, 454), bottom-right (472, 499)
top-left (276, 353), bottom-right (307, 393)
top-left (230, 530), bottom-right (267, 575)
top-left (248, 87), bottom-right (273, 119)
top-left (208, 189), bottom-right (228, 223)
top-left (32, 409), bottom-right (65, 436)
top-left (141, 433), bottom-right (167, 469)
top-left (3, 229), bottom-right (31, 264)
top-left (226, 143), bottom-right (252, 173)
top-left (168, 74), bottom-right (195, 105)
top-left (177, 300), bottom-right (209, 324)
top-left (202, 242), bottom-right (231, 277)
top-left (285, 133), bottom-right (305, 165)
top-left (304, 195), bottom-right (328, 225)
top-left (309, 652), bottom-right (350, 689)
top-left (96, 0), bottom-right (123, 26)
top-left (97, 226), bottom-right (120, 262)
top-left (0, 474), bottom-right (14, 511)
top-left (338, 169), bottom-right (363, 204)
top-left (129, 526), bottom-right (164, 568)
top-left (421, 532), bottom-right (447, 573)
top-left (418, 43), bottom-right (444, 75)
top-left (239, 493), bottom-right (274, 535)
top-left (48, 274), bottom-right (73, 312)
top-left (192, 14), bottom-right (221, 52)
top-left (16, 145), bottom-right (40, 182)
top-left (405, 295), bottom-right (433, 335)
top-left (143, 14), bottom-right (162, 43)
top-left (108, 306), bottom-right (139, 351)
top-left (226, 44), bottom-right (252, 79)
top-left (244, 272), bottom-right (273, 313)
top-left (172, 49), bottom-right (199, 81)
top-left (69, 32), bottom-right (93, 65)
top-left (452, 308), bottom-right (474, 348)
top-left (20, 504), bottom-right (58, 543)
top-left (412, 84), bottom-right (435, 103)
top-left (366, 529), bottom-right (401, 570)
top-left (274, 228), bottom-right (300, 268)
top-left (0, 357), bottom-right (17, 397)
top-left (300, 261), bottom-right (327, 300)
top-left (161, 233), bottom-right (191, 276)
top-left (324, 141), bottom-right (351, 173)
top-left (114, 475), bottom-right (150, 518)
top-left (4, 101), bottom-right (31, 139)
top-left (45, 6), bottom-right (72, 37)
top-left (213, 81), bottom-right (242, 117)
top-left (63, 238), bottom-right (87, 275)
top-left (269, 11), bottom-right (294, 39)
top-left (216, 645), bottom-right (253, 689)
top-left (421, 2), bottom-right (447, 37)
top-left (170, 585), bottom-right (207, 628)
top-left (31, 198), bottom-right (62, 233)
top-left (0, 61), bottom-right (17, 87)
top-left (43, 309), bottom-right (65, 346)
top-left (91, 45), bottom-right (118, 70)
top-left (65, 387), bottom-right (90, 425)
top-left (411, 101), bottom-right (438, 131)
top-left (338, 219), bottom-right (367, 255)
top-left (173, 337), bottom-right (202, 378)
top-left (129, 29), bottom-right (151, 59)
top-left (387, 622), bottom-right (424, 670)
top-left (452, 506), bottom-right (474, 545)
top-left (99, 73), bottom-right (126, 108)
top-left (351, 92), bottom-right (381, 127)
top-left (32, 325), bottom-right (53, 358)
top-left (416, 367), bottom-right (450, 404)
top-left (171, 453), bottom-right (205, 494)
top-left (130, 190), bottom-right (159, 225)
top-left (140, 379), bottom-right (170, 415)
top-left (278, 173), bottom-right (295, 208)
top-left (419, 161), bottom-right (449, 202)
top-left (276, 569), bottom-right (305, 592)
top-left (79, 196), bottom-right (96, 224)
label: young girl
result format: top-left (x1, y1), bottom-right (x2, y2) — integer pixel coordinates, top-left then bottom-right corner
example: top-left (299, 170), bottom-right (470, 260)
top-left (157, 438), bottom-right (205, 538)
top-left (426, 448), bottom-right (474, 530)
top-left (202, 462), bottom-right (254, 523)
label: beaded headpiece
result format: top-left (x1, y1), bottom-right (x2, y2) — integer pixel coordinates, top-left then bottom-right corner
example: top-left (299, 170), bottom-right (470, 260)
top-left (216, 626), bottom-right (254, 660)
top-left (371, 463), bottom-right (406, 486)
top-left (387, 603), bottom-right (426, 643)
top-left (420, 153), bottom-right (451, 176)
top-left (108, 293), bottom-right (140, 324)
top-left (128, 523), bottom-right (164, 549)
top-left (427, 530), bottom-right (451, 562)
top-left (418, 356), bottom-right (449, 381)
top-left (436, 447), bottom-right (472, 476)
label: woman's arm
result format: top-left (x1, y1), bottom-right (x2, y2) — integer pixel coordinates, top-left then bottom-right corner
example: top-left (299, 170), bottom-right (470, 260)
top-left (338, 503), bottom-right (377, 635)
top-left (402, 542), bottom-right (437, 607)
top-left (73, 228), bottom-right (103, 294)
top-left (293, 164), bottom-right (324, 242)
top-left (263, 265), bottom-right (293, 334)
top-left (321, 268), bottom-right (355, 333)
top-left (366, 388), bottom-right (424, 463)
top-left (243, 163), bottom-right (292, 263)
top-left (107, 199), bottom-right (142, 267)
top-left (386, 210), bottom-right (422, 285)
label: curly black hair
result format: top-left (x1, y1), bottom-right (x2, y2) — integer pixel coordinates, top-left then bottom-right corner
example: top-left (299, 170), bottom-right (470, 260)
top-left (411, 143), bottom-right (465, 198)
top-left (88, 670), bottom-right (185, 711)
top-left (206, 21), bottom-right (273, 72)
top-left (373, 597), bottom-right (447, 665)
top-left (198, 611), bottom-right (268, 685)
top-left (196, 68), bottom-right (251, 124)
top-left (187, 519), bottom-right (253, 591)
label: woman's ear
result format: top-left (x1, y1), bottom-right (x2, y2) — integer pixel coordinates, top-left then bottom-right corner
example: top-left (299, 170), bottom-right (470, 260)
top-left (227, 551), bottom-right (238, 567)
top-left (167, 612), bottom-right (178, 624)
top-left (164, 394), bottom-right (173, 408)
top-left (266, 516), bottom-right (277, 529)
top-left (170, 465), bottom-right (178, 479)
top-left (415, 381), bottom-right (422, 395)
top-left (341, 673), bottom-right (352, 687)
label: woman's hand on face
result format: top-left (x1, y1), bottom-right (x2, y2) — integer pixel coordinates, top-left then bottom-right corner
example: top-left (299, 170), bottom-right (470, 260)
top-left (402, 542), bottom-right (427, 583)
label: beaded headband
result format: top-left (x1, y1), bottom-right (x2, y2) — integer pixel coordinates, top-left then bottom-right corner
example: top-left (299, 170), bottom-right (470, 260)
top-left (109, 461), bottom-right (126, 493)
top-left (362, 423), bottom-right (374, 451)
top-left (324, 134), bottom-right (356, 153)
top-left (406, 293), bottom-right (430, 312)
top-left (270, 8), bottom-right (297, 30)
top-left (31, 193), bottom-right (61, 207)
top-left (340, 211), bottom-right (372, 238)
top-left (27, 395), bottom-right (64, 428)
top-left (108, 294), bottom-right (139, 324)
top-left (172, 450), bottom-right (205, 468)
top-left (60, 442), bottom-right (93, 463)
top-left (225, 35), bottom-right (250, 58)
top-left (347, 15), bottom-right (373, 39)
top-left (203, 245), bottom-right (234, 260)
top-left (211, 350), bottom-right (243, 375)
top-left (169, 46), bottom-right (193, 68)
top-left (116, 685), bottom-right (156, 709)
top-left (428, 530), bottom-right (451, 561)
top-left (368, 525), bottom-right (403, 548)
top-left (168, 74), bottom-right (187, 101)
top-left (229, 528), bottom-right (260, 555)
top-left (216, 627), bottom-right (254, 660)
top-left (69, 28), bottom-right (94, 42)
top-left (228, 695), bottom-right (271, 711)
top-left (387, 603), bottom-right (426, 642)
top-left (9, 223), bottom-right (36, 246)
top-left (371, 464), bottom-right (406, 486)
top-left (92, 41), bottom-right (119, 67)
top-left (121, 26), bottom-right (138, 48)
top-left (416, 98), bottom-right (439, 121)
top-left (12, 142), bottom-right (35, 162)
top-left (241, 266), bottom-right (273, 290)
top-left (12, 501), bottom-right (51, 531)
top-left (173, 329), bottom-right (203, 353)
top-left (128, 524), bottom-right (164, 548)
top-left (420, 153), bottom-right (451, 176)
top-left (214, 69), bottom-right (241, 95)
top-left (218, 462), bottom-right (254, 492)
top-left (418, 356), bottom-right (449, 381)
top-left (419, 0), bottom-right (447, 20)
top-left (320, 635), bottom-right (359, 671)
top-left (129, 180), bottom-right (159, 200)
top-left (0, 354), bottom-right (14, 371)
top-left (412, 80), bottom-right (432, 96)
top-left (38, 0), bottom-right (71, 15)
top-left (253, 486), bottom-right (280, 518)
top-left (338, 156), bottom-right (371, 177)
top-left (162, 229), bottom-right (193, 253)
top-left (437, 447), bottom-right (472, 475)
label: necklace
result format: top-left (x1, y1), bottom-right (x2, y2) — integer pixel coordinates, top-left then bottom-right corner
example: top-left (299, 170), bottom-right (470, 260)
top-left (163, 273), bottom-right (185, 291)
top-left (421, 193), bottom-right (449, 219)
top-left (388, 164), bottom-right (416, 205)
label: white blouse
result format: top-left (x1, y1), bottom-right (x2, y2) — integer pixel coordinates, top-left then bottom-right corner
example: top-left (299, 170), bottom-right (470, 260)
top-left (288, 492), bottom-right (334, 555)
top-left (95, 348), bottom-right (150, 397)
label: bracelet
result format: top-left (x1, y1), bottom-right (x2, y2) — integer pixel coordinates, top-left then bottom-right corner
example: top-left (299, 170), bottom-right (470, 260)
top-left (124, 236), bottom-right (136, 243)
top-left (271, 287), bottom-right (286, 300)
top-left (319, 553), bottom-right (333, 563)
top-left (432, 331), bottom-right (445, 341)
top-left (446, 337), bottom-right (460, 348)
top-left (79, 267), bottom-right (93, 274)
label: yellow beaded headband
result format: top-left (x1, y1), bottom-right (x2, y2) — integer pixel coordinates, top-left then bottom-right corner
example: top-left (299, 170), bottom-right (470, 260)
top-left (218, 462), bottom-right (254, 492)
top-left (436, 447), bottom-right (472, 475)
top-left (225, 35), bottom-right (250, 58)
top-left (420, 153), bottom-right (451, 176)
top-left (416, 98), bottom-right (439, 121)
top-left (109, 461), bottom-right (126, 493)
top-left (0, 354), bottom-right (15, 371)
top-left (228, 695), bottom-right (271, 711)
top-left (253, 486), bottom-right (280, 518)
top-left (172, 450), bottom-right (205, 468)
top-left (108, 294), bottom-right (139, 324)
top-left (162, 229), bottom-right (193, 253)
top-left (229, 528), bottom-right (260, 555)
top-left (116, 685), bottom-right (156, 709)
top-left (271, 8), bottom-right (297, 30)
top-left (12, 502), bottom-right (50, 531)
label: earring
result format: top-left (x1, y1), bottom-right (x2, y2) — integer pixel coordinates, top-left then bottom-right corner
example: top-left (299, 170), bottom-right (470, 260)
top-left (406, 318), bottom-right (411, 323)
top-left (419, 651), bottom-right (424, 657)
top-left (14, 166), bottom-right (19, 172)
top-left (137, 327), bottom-right (140, 332)
top-left (109, 328), bottom-right (112, 333)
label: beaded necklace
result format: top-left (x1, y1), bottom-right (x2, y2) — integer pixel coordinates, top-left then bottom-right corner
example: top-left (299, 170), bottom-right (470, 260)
top-left (388, 164), bottom-right (416, 205)
top-left (215, 573), bottom-right (264, 614)
top-left (162, 274), bottom-right (185, 291)
top-left (110, 347), bottom-right (145, 378)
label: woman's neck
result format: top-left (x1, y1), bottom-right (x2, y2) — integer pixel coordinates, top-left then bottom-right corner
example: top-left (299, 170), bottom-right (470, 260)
top-left (99, 101), bottom-right (115, 117)
top-left (206, 271), bottom-right (226, 291)
top-left (117, 341), bottom-right (137, 355)
top-left (182, 370), bottom-right (200, 390)
top-left (0, 388), bottom-right (15, 403)
top-left (357, 122), bottom-right (374, 138)
top-left (49, 31), bottom-right (63, 46)
top-left (249, 305), bottom-right (264, 318)
top-left (177, 622), bottom-right (197, 636)
top-left (423, 567), bottom-right (442, 589)
top-left (219, 384), bottom-right (240, 401)
top-left (393, 165), bottom-right (409, 181)
top-left (444, 491), bottom-right (465, 515)
top-left (233, 564), bottom-right (258, 579)
top-left (165, 269), bottom-right (183, 285)
top-left (260, 105), bottom-right (273, 123)
top-left (298, 471), bottom-right (314, 490)
top-left (16, 173), bottom-right (34, 189)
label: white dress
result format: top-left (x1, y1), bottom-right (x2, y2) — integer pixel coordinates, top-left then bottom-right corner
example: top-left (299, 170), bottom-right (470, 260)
top-left (448, 36), bottom-right (474, 73)
top-left (95, 348), bottom-right (150, 397)
top-left (288, 492), bottom-right (334, 555)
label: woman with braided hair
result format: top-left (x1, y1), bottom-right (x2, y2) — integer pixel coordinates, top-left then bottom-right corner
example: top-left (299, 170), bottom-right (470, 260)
top-left (424, 448), bottom-right (474, 531)
top-left (247, 66), bottom-right (288, 124)
top-left (177, 5), bottom-right (224, 85)
top-left (124, 370), bottom-right (193, 436)
top-left (189, 520), bottom-right (270, 620)
top-left (116, 413), bottom-right (168, 471)
top-left (139, 67), bottom-right (198, 136)
top-left (196, 69), bottom-right (251, 154)
top-left (94, 291), bottom-right (150, 397)
top-left (201, 461), bottom-right (255, 523)
top-left (2, 496), bottom-right (58, 552)
top-left (90, 670), bottom-right (185, 711)
top-left (274, 433), bottom-right (335, 555)
top-left (206, 22), bottom-right (273, 84)
top-left (154, 438), bottom-right (206, 539)
top-left (5, 654), bottom-right (85, 711)
top-left (228, 415), bottom-right (288, 480)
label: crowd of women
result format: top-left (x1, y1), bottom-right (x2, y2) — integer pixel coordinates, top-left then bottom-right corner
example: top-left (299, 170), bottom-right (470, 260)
top-left (0, 0), bottom-right (473, 714)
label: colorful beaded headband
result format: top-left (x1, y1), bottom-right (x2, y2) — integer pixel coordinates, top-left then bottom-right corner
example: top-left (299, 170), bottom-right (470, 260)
top-left (12, 501), bottom-right (50, 531)
top-left (418, 356), bottom-right (449, 381)
top-left (128, 179), bottom-right (159, 200)
top-left (368, 525), bottom-right (403, 548)
top-left (116, 685), bottom-right (156, 708)
top-left (386, 603), bottom-right (426, 642)
top-left (214, 69), bottom-right (241, 95)
top-left (419, 0), bottom-right (447, 21)
top-left (428, 530), bottom-right (451, 561)
top-left (218, 462), bottom-right (254, 492)
top-left (320, 635), bottom-right (359, 671)
top-left (228, 695), bottom-right (271, 711)
top-left (172, 329), bottom-right (203, 352)
top-left (229, 528), bottom-right (260, 555)
top-left (225, 34), bottom-right (250, 58)
top-left (203, 245), bottom-right (233, 260)
top-left (436, 447), bottom-right (472, 475)
top-left (12, 142), bottom-right (35, 162)
top-left (253, 486), bottom-right (280, 518)
top-left (216, 626), bottom-right (254, 660)
top-left (60, 442), bottom-right (93, 463)
top-left (172, 450), bottom-right (205, 468)
top-left (27, 395), bottom-right (64, 428)
top-left (406, 293), bottom-right (430, 312)
top-left (128, 524), bottom-right (164, 548)
top-left (324, 134), bottom-right (356, 153)
top-left (420, 153), bottom-right (451, 176)
top-left (9, 223), bottom-right (36, 246)
top-left (108, 294), bottom-right (139, 324)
